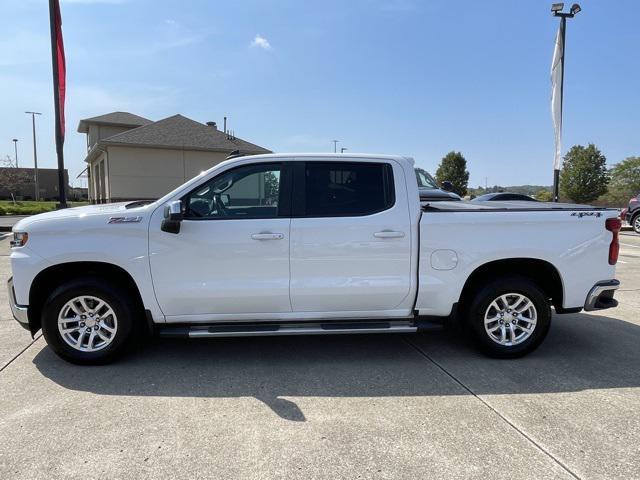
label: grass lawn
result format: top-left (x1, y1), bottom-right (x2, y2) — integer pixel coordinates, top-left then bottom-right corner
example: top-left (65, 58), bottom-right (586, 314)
top-left (0, 200), bottom-right (90, 215)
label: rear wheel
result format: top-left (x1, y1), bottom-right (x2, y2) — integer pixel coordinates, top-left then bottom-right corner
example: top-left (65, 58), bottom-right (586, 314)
top-left (41, 277), bottom-right (136, 365)
top-left (466, 276), bottom-right (551, 358)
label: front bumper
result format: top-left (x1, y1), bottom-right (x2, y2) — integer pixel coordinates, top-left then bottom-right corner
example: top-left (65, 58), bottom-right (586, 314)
top-left (7, 277), bottom-right (29, 330)
top-left (584, 279), bottom-right (620, 311)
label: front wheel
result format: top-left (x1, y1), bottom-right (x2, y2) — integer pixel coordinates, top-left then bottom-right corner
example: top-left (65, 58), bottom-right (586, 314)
top-left (41, 277), bottom-right (137, 365)
top-left (466, 276), bottom-right (551, 358)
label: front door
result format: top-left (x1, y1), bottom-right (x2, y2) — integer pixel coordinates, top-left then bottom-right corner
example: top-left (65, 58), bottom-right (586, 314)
top-left (149, 162), bottom-right (292, 319)
top-left (289, 160), bottom-right (412, 313)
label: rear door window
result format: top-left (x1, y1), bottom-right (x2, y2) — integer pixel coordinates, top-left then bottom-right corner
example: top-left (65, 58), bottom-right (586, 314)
top-left (302, 162), bottom-right (394, 217)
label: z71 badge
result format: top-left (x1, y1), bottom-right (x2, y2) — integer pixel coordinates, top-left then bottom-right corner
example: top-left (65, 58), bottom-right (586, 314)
top-left (108, 216), bottom-right (143, 224)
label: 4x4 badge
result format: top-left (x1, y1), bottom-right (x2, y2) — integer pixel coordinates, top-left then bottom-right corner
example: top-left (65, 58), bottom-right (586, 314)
top-left (570, 211), bottom-right (602, 218)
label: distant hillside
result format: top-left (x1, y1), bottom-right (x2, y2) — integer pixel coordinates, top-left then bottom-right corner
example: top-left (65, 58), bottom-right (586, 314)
top-left (469, 185), bottom-right (552, 198)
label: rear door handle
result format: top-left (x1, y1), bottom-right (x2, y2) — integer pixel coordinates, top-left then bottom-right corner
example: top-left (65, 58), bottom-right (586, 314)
top-left (374, 230), bottom-right (405, 239)
top-left (251, 233), bottom-right (284, 240)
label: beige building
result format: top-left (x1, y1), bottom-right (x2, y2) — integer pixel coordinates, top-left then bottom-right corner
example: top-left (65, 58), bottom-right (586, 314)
top-left (78, 112), bottom-right (271, 203)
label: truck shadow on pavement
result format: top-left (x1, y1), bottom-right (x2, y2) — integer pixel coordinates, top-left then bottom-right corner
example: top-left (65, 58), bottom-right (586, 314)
top-left (32, 313), bottom-right (640, 421)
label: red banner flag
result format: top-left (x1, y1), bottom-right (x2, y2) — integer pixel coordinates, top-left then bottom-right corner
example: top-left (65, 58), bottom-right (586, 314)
top-left (53, 0), bottom-right (66, 141)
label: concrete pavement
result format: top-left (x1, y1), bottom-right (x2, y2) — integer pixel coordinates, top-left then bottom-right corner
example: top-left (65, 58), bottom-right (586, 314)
top-left (0, 216), bottom-right (28, 232)
top-left (0, 233), bottom-right (639, 479)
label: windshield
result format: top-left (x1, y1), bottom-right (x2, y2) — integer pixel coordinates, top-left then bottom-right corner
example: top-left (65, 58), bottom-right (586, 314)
top-left (415, 168), bottom-right (438, 189)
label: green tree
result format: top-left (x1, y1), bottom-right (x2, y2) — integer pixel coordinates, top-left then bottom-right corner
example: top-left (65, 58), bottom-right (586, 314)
top-left (560, 144), bottom-right (609, 203)
top-left (603, 156), bottom-right (640, 206)
top-left (435, 151), bottom-right (470, 197)
top-left (263, 171), bottom-right (280, 205)
top-left (535, 189), bottom-right (553, 202)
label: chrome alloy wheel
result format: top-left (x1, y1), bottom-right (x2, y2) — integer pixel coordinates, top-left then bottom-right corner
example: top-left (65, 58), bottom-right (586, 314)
top-left (484, 293), bottom-right (537, 346)
top-left (634, 215), bottom-right (640, 233)
top-left (57, 296), bottom-right (118, 352)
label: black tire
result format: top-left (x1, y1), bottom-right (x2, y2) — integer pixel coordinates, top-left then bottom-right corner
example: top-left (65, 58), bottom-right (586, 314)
top-left (632, 213), bottom-right (640, 234)
top-left (466, 276), bottom-right (551, 358)
top-left (41, 277), bottom-right (137, 365)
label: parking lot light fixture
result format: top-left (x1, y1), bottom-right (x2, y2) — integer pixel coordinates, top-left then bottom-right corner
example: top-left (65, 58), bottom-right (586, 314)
top-left (550, 3), bottom-right (581, 202)
top-left (12, 138), bottom-right (18, 167)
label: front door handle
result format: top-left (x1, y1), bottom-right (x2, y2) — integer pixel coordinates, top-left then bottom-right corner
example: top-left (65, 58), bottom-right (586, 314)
top-left (374, 230), bottom-right (405, 239)
top-left (251, 233), bottom-right (284, 240)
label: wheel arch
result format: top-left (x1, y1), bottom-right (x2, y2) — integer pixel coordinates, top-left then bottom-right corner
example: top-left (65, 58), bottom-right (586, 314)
top-left (458, 258), bottom-right (565, 314)
top-left (28, 261), bottom-right (146, 335)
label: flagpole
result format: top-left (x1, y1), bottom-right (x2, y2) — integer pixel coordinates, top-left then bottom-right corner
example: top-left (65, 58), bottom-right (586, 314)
top-left (48, 0), bottom-right (67, 208)
top-left (551, 3), bottom-right (581, 202)
top-left (552, 15), bottom-right (566, 203)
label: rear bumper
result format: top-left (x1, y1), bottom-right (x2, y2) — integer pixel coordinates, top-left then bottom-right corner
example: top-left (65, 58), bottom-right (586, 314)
top-left (7, 277), bottom-right (29, 330)
top-left (584, 279), bottom-right (620, 311)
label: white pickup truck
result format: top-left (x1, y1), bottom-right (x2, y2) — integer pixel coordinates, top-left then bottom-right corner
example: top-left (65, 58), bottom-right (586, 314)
top-left (8, 153), bottom-right (621, 364)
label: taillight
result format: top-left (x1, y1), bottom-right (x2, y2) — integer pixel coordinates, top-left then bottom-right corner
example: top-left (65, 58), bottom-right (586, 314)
top-left (605, 217), bottom-right (621, 265)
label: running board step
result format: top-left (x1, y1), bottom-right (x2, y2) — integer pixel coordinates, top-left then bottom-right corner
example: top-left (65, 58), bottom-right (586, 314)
top-left (157, 320), bottom-right (428, 338)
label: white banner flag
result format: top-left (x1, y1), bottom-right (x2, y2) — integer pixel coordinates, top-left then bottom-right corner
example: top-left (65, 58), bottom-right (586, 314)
top-left (551, 21), bottom-right (565, 171)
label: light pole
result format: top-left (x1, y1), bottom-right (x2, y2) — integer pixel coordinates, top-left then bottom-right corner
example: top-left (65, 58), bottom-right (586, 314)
top-left (25, 111), bottom-right (42, 201)
top-left (332, 140), bottom-right (339, 153)
top-left (12, 139), bottom-right (18, 167)
top-left (550, 3), bottom-right (581, 202)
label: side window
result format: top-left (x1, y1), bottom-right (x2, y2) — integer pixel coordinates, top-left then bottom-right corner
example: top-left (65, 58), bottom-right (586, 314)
top-left (304, 162), bottom-right (394, 217)
top-left (184, 163), bottom-right (281, 219)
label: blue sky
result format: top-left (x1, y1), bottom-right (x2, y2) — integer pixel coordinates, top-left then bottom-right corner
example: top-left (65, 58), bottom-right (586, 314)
top-left (1, 0), bottom-right (638, 189)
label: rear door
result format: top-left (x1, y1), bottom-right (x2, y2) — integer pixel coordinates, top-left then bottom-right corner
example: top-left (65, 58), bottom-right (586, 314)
top-left (289, 159), bottom-right (412, 313)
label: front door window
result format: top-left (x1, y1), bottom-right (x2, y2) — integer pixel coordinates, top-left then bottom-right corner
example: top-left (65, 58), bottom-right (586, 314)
top-left (184, 163), bottom-right (282, 219)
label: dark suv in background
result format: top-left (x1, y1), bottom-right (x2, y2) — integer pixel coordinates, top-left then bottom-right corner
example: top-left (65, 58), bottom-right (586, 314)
top-left (624, 195), bottom-right (640, 233)
top-left (415, 168), bottom-right (461, 202)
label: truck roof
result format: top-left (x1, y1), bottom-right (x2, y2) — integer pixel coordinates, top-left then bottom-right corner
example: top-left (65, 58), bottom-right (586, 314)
top-left (235, 152), bottom-right (415, 165)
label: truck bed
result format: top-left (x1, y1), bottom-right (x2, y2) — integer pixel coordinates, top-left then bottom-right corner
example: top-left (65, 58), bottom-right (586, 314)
top-left (422, 200), bottom-right (614, 212)
top-left (415, 201), bottom-right (618, 317)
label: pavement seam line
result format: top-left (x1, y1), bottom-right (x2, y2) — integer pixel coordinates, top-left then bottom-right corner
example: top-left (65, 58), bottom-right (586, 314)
top-left (403, 338), bottom-right (581, 480)
top-left (0, 333), bottom-right (42, 374)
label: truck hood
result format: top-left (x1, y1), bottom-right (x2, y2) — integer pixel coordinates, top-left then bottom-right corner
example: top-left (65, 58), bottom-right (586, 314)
top-left (12, 202), bottom-right (154, 231)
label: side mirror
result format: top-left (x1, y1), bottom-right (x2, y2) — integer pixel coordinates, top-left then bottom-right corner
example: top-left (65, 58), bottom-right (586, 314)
top-left (441, 181), bottom-right (454, 192)
top-left (161, 200), bottom-right (183, 234)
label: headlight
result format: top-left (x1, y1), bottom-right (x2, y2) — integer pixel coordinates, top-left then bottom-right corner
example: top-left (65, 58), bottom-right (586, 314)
top-left (10, 232), bottom-right (28, 248)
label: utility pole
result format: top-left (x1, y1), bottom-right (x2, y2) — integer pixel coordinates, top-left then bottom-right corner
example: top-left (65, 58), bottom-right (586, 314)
top-left (332, 140), bottom-right (339, 153)
top-left (25, 111), bottom-right (42, 201)
top-left (12, 139), bottom-right (18, 167)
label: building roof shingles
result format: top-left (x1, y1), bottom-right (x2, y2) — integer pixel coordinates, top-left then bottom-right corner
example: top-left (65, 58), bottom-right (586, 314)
top-left (100, 114), bottom-right (270, 154)
top-left (77, 112), bottom-right (153, 132)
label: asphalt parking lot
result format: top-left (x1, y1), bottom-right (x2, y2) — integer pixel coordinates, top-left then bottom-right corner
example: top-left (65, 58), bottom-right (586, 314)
top-left (0, 232), bottom-right (639, 479)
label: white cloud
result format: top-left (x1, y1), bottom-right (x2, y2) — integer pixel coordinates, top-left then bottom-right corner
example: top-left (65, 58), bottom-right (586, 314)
top-left (250, 34), bottom-right (272, 51)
